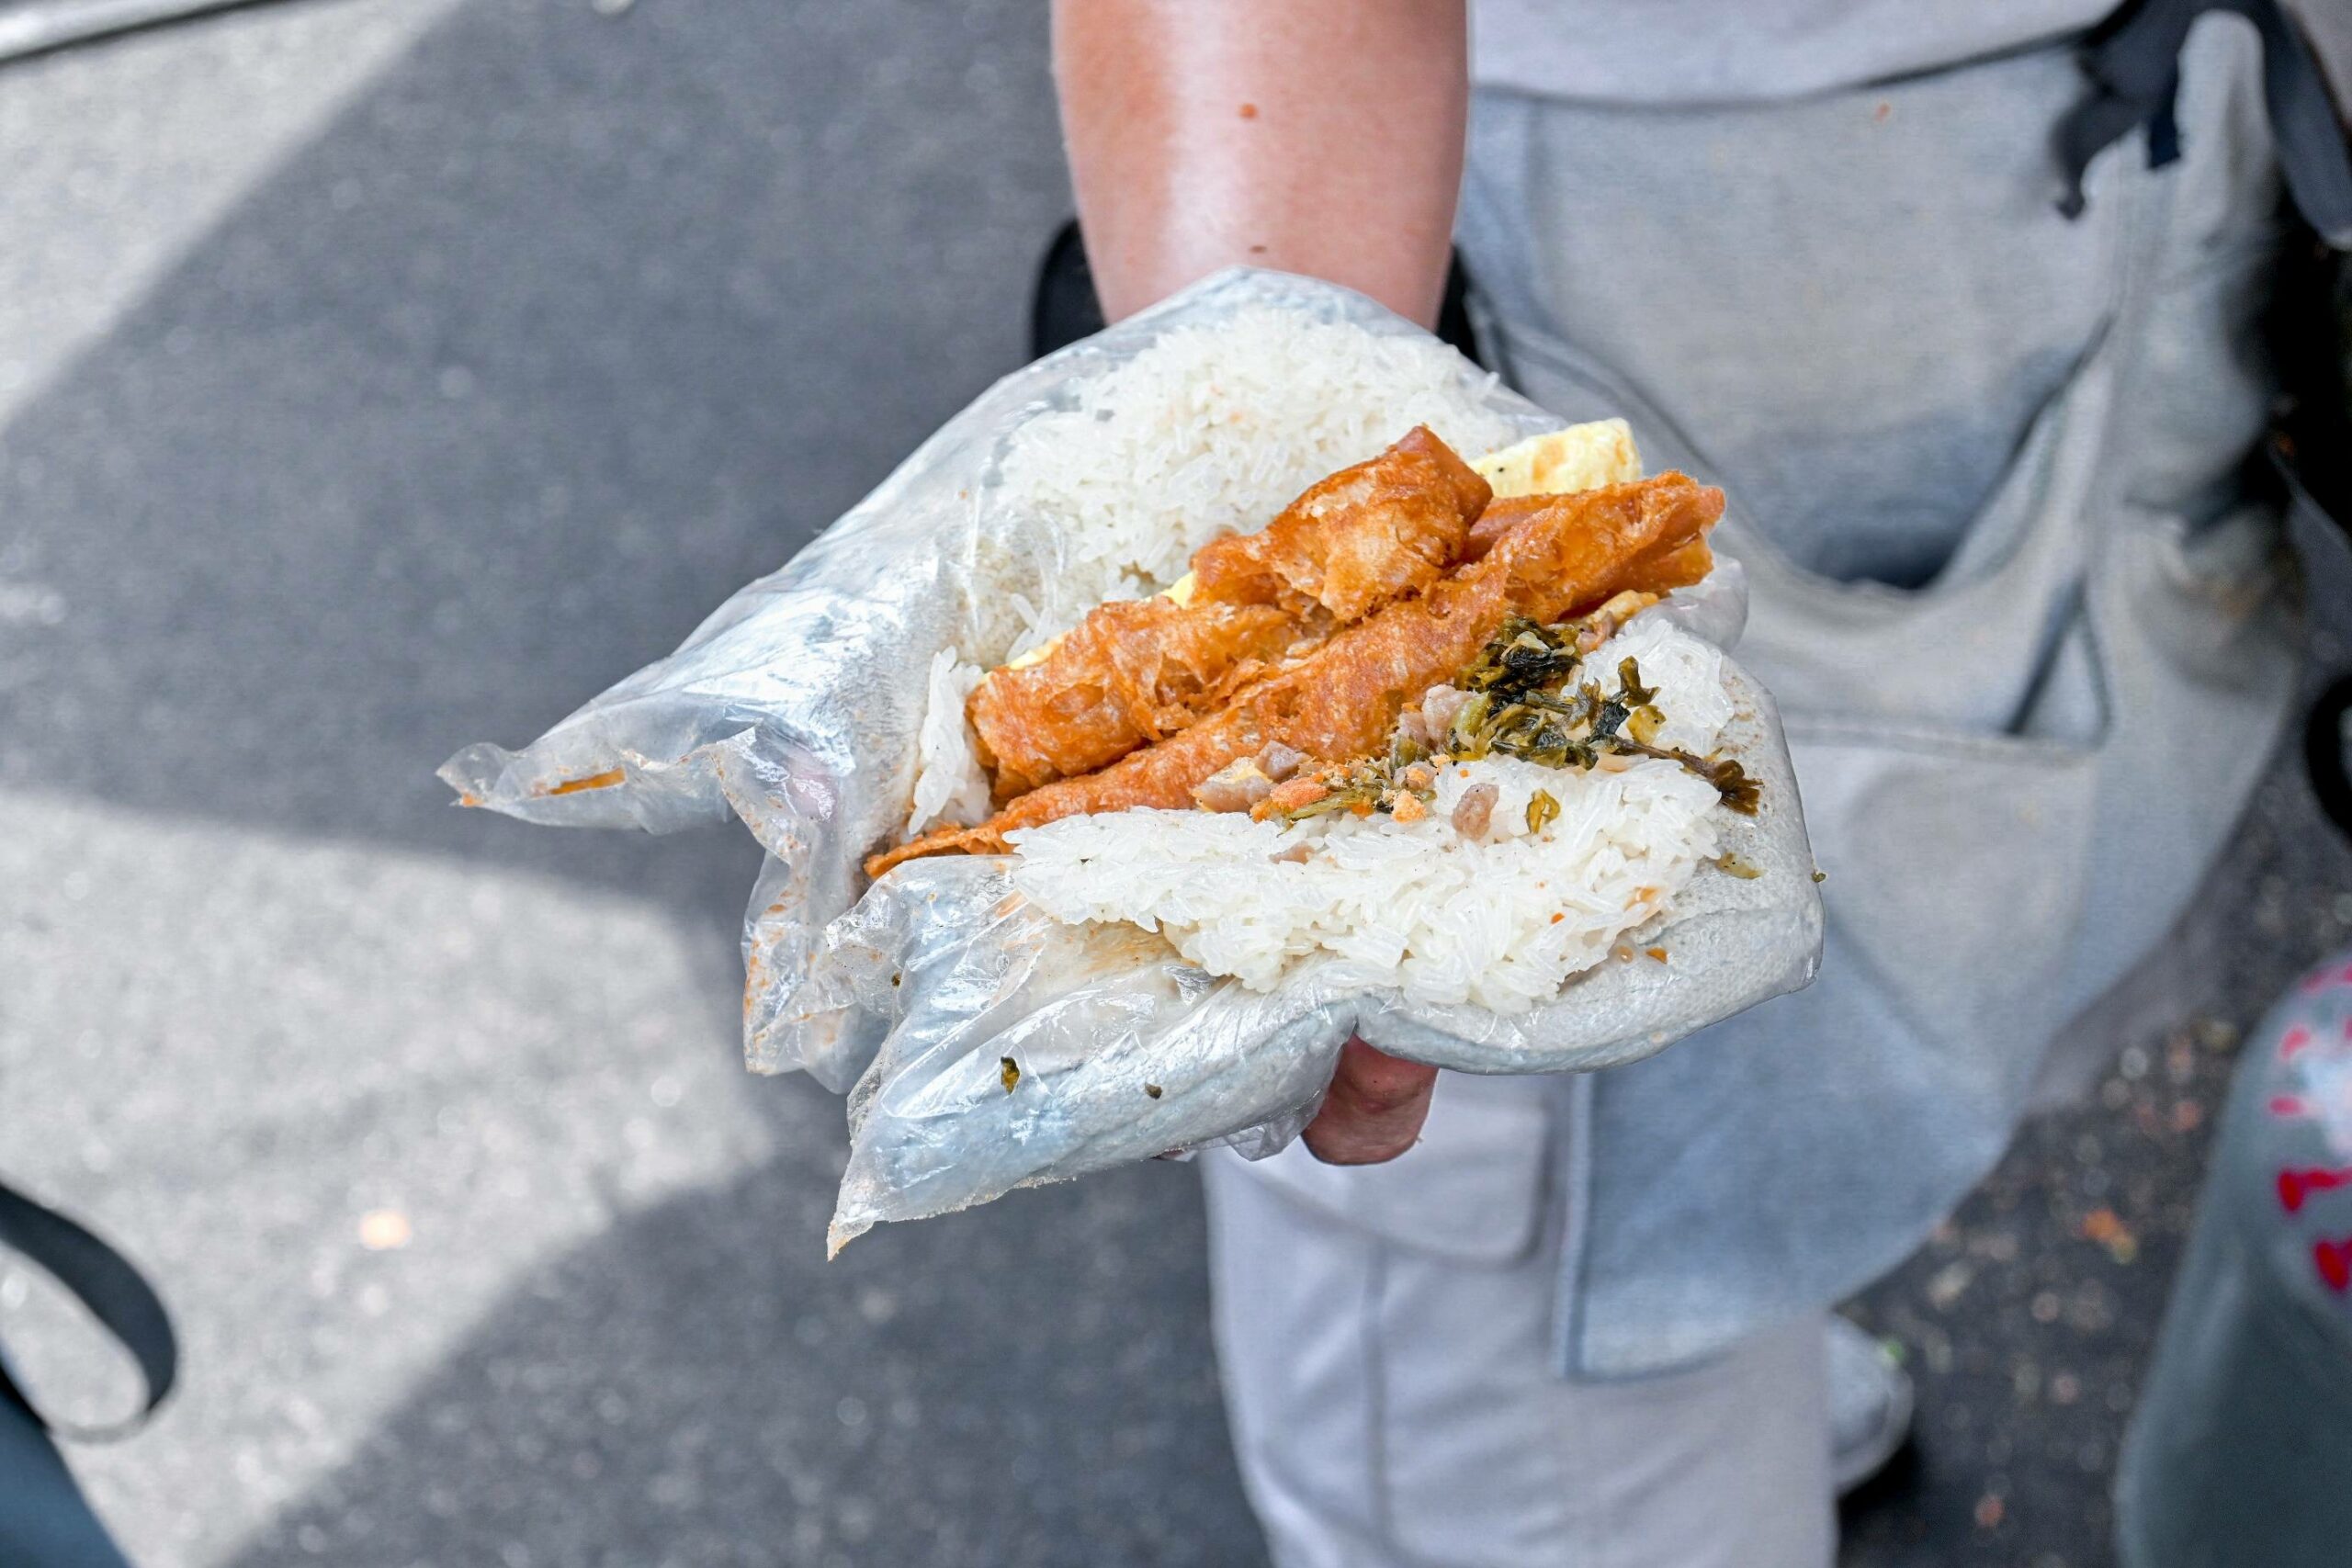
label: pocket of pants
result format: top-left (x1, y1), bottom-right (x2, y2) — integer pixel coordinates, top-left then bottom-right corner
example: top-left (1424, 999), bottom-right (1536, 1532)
top-left (1789, 716), bottom-right (2102, 1045)
top-left (1228, 1072), bottom-right (1555, 1266)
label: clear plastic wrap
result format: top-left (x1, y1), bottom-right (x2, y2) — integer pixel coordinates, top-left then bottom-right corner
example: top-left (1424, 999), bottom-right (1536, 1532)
top-left (441, 270), bottom-right (1824, 1248)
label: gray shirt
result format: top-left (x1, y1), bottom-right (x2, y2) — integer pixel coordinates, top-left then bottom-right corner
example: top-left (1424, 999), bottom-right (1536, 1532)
top-left (1471, 0), bottom-right (2116, 103)
top-left (1451, 15), bottom-right (2301, 1373)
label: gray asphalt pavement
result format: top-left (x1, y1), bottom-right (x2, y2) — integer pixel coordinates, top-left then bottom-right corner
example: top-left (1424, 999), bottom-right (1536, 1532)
top-left (0, 5), bottom-right (2346, 1567)
top-left (1, 5), bottom-right (1256, 1565)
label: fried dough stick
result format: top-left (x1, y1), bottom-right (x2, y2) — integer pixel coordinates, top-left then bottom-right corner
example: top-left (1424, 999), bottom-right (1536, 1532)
top-left (969, 426), bottom-right (1491, 798)
top-left (968, 597), bottom-right (1300, 798)
top-left (1466, 492), bottom-right (1716, 596)
top-left (1186, 424), bottom-right (1491, 620)
top-left (870, 473), bottom-right (1722, 876)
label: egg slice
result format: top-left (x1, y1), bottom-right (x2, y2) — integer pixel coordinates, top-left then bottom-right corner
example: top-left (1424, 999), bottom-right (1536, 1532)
top-left (1474, 418), bottom-right (1643, 500)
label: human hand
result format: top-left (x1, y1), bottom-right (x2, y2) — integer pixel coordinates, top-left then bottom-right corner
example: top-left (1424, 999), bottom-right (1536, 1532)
top-left (1300, 1037), bottom-right (1438, 1164)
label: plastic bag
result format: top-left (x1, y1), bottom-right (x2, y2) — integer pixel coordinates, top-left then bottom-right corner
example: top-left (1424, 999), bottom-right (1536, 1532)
top-left (442, 270), bottom-right (1824, 1247)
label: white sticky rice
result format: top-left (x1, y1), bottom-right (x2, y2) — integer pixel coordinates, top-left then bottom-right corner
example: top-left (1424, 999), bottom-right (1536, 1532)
top-left (909, 305), bottom-right (1523, 834)
top-left (906, 648), bottom-right (991, 836)
top-left (993, 305), bottom-right (1522, 655)
top-left (1007, 618), bottom-right (1737, 1012)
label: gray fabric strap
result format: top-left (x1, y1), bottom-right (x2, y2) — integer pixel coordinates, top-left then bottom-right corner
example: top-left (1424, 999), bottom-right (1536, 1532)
top-left (2058, 0), bottom-right (2352, 246)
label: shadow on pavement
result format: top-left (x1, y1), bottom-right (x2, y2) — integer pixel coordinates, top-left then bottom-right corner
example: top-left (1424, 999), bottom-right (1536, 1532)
top-left (2, 0), bottom-right (1269, 1562)
top-left (0, 0), bottom-right (1066, 936)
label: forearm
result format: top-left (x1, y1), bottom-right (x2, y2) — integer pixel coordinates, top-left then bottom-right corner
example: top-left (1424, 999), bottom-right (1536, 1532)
top-left (1051, 0), bottom-right (1469, 328)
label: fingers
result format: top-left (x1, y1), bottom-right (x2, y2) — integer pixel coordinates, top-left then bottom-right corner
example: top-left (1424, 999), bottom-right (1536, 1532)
top-left (1301, 1038), bottom-right (1438, 1165)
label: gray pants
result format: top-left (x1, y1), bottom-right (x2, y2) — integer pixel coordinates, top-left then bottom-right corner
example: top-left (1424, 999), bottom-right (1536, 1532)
top-left (1203, 1075), bottom-right (1834, 1568)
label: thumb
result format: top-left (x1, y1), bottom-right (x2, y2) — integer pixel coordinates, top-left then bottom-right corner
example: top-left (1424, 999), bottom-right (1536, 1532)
top-left (1302, 1038), bottom-right (1439, 1165)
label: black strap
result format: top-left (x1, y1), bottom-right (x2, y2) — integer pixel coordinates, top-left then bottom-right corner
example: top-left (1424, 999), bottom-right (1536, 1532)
top-left (1028, 219), bottom-right (1487, 367)
top-left (2310, 673), bottom-right (2352, 846)
top-left (0, 1179), bottom-right (176, 1442)
top-left (2057, 0), bottom-right (2352, 248)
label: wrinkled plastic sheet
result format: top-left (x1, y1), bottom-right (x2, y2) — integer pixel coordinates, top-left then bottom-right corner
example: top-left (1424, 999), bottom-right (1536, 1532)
top-left (442, 269), bottom-right (1824, 1248)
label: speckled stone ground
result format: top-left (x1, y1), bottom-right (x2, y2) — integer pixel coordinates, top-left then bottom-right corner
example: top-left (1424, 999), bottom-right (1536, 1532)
top-left (1840, 741), bottom-right (2352, 1568)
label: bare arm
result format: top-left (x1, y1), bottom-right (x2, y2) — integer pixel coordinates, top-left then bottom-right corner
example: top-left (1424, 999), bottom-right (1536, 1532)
top-left (1053, 0), bottom-right (1470, 1161)
top-left (1051, 0), bottom-right (1469, 328)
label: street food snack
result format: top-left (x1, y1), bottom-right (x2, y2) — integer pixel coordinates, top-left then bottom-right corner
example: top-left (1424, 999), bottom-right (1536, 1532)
top-left (869, 466), bottom-right (1722, 874)
top-left (968, 426), bottom-right (1493, 797)
top-left (1010, 609), bottom-right (1748, 1013)
top-left (442, 271), bottom-right (1822, 1243)
top-left (862, 427), bottom-right (1747, 1013)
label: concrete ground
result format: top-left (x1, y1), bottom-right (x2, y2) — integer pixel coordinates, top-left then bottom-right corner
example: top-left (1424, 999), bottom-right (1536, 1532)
top-left (1840, 753), bottom-right (2352, 1568)
top-left (0, 4), bottom-right (2346, 1566)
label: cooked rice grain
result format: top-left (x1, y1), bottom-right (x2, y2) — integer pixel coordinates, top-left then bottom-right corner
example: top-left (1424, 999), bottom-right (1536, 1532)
top-left (1008, 624), bottom-right (1735, 1011)
top-left (907, 648), bottom-right (990, 834)
top-left (990, 306), bottom-right (1521, 654)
